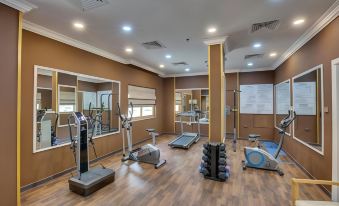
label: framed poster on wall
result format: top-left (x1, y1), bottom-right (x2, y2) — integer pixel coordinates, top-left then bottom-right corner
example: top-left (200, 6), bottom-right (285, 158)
top-left (240, 84), bottom-right (273, 114)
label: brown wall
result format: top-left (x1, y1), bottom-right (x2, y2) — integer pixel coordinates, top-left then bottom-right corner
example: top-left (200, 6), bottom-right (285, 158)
top-left (0, 3), bottom-right (19, 206)
top-left (274, 17), bottom-right (339, 182)
top-left (162, 78), bottom-right (175, 133)
top-left (21, 30), bottom-right (165, 186)
top-left (240, 71), bottom-right (275, 140)
top-left (175, 75), bottom-right (208, 89)
top-left (226, 71), bottom-right (275, 140)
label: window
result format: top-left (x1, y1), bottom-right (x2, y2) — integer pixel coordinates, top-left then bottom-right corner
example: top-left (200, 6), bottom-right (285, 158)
top-left (58, 85), bottom-right (76, 113)
top-left (142, 106), bottom-right (153, 116)
top-left (128, 107), bottom-right (141, 118)
top-left (128, 85), bottom-right (156, 120)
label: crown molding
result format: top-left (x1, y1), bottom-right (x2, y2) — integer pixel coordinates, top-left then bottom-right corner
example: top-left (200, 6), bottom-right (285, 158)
top-left (162, 67), bottom-right (274, 77)
top-left (225, 67), bottom-right (273, 73)
top-left (128, 60), bottom-right (165, 76)
top-left (273, 1), bottom-right (339, 69)
top-left (161, 71), bottom-right (208, 78)
top-left (23, 20), bottom-right (163, 75)
top-left (203, 36), bottom-right (228, 45)
top-left (0, 0), bottom-right (36, 13)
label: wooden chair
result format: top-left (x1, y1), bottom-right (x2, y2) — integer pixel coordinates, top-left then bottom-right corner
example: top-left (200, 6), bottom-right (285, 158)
top-left (291, 178), bottom-right (339, 206)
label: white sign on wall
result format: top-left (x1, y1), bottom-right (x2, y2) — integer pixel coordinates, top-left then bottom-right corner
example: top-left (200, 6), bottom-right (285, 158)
top-left (240, 84), bottom-right (273, 114)
top-left (275, 82), bottom-right (290, 114)
top-left (293, 82), bottom-right (316, 115)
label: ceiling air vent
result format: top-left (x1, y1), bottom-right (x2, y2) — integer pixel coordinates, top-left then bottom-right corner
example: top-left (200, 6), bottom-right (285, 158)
top-left (172, 62), bottom-right (188, 66)
top-left (141, 41), bottom-right (166, 49)
top-left (244, 54), bottom-right (264, 60)
top-left (250, 19), bottom-right (280, 33)
top-left (80, 0), bottom-right (109, 11)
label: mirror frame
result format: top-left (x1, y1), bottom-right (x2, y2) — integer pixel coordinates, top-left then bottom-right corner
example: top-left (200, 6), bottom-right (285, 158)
top-left (33, 65), bottom-right (121, 153)
top-left (274, 79), bottom-right (291, 136)
top-left (292, 64), bottom-right (324, 155)
top-left (174, 88), bottom-right (209, 124)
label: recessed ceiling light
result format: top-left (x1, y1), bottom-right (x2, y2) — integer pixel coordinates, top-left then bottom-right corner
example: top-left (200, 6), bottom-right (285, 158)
top-left (247, 62), bottom-right (253, 66)
top-left (269, 52), bottom-right (277, 57)
top-left (185, 68), bottom-right (190, 72)
top-left (73, 22), bottom-right (84, 29)
top-left (122, 25), bottom-right (132, 32)
top-left (293, 19), bottom-right (305, 25)
top-left (253, 43), bottom-right (262, 48)
top-left (207, 27), bottom-right (217, 33)
top-left (125, 47), bottom-right (133, 53)
top-left (165, 54), bottom-right (172, 59)
top-left (159, 64), bottom-right (165, 68)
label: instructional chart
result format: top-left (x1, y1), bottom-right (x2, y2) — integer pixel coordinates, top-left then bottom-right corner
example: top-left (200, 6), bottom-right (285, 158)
top-left (240, 84), bottom-right (273, 114)
top-left (293, 82), bottom-right (316, 115)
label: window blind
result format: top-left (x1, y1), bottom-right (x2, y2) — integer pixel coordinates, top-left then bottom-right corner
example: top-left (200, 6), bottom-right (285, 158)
top-left (128, 85), bottom-right (156, 105)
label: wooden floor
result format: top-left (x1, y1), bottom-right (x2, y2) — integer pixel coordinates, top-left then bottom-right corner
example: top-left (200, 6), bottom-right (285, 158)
top-left (21, 135), bottom-right (330, 206)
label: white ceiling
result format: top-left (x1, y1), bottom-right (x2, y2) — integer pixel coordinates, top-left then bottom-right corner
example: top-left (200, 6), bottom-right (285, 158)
top-left (24, 0), bottom-right (336, 75)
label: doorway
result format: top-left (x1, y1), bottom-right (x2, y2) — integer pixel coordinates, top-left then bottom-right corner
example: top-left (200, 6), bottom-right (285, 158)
top-left (331, 57), bottom-right (339, 201)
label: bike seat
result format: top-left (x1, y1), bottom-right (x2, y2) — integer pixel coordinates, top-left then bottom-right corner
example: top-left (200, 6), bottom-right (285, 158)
top-left (146, 128), bottom-right (156, 132)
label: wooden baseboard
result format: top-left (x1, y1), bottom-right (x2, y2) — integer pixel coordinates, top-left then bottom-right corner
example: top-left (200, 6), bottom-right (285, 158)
top-left (284, 150), bottom-right (331, 197)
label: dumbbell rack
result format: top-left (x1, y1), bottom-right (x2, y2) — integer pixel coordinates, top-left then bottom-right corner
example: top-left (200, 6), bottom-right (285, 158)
top-left (200, 143), bottom-right (230, 182)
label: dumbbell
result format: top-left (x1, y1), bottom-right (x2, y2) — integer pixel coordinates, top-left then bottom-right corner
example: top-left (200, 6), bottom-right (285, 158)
top-left (201, 161), bottom-right (209, 168)
top-left (203, 149), bottom-right (210, 156)
top-left (218, 172), bottom-right (228, 180)
top-left (202, 155), bottom-right (210, 162)
top-left (200, 167), bottom-right (210, 176)
top-left (218, 165), bottom-right (226, 172)
top-left (218, 158), bottom-right (226, 165)
top-left (219, 152), bottom-right (226, 158)
top-left (219, 144), bottom-right (226, 152)
top-left (203, 143), bottom-right (210, 150)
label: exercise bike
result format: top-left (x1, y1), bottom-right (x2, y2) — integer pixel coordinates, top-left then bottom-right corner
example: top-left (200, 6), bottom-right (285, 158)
top-left (242, 108), bottom-right (296, 176)
top-left (117, 103), bottom-right (166, 169)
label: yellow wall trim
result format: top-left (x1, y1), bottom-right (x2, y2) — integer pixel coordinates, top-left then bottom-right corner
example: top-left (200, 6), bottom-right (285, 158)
top-left (208, 46), bottom-right (211, 141)
top-left (17, 11), bottom-right (23, 206)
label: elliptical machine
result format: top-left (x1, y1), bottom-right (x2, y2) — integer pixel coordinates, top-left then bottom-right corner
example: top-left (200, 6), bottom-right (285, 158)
top-left (242, 108), bottom-right (296, 176)
top-left (117, 103), bottom-right (166, 169)
top-left (68, 112), bottom-right (115, 196)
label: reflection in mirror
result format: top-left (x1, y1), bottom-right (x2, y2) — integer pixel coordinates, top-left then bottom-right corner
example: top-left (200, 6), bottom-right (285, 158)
top-left (293, 66), bottom-right (323, 154)
top-left (34, 67), bottom-right (120, 152)
top-left (175, 89), bottom-right (209, 123)
top-left (275, 80), bottom-right (291, 134)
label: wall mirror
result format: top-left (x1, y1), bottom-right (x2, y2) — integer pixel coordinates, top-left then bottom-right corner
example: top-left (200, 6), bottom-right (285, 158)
top-left (34, 66), bottom-right (120, 152)
top-left (292, 65), bottom-right (324, 154)
top-left (175, 88), bottom-right (209, 123)
top-left (274, 80), bottom-right (291, 135)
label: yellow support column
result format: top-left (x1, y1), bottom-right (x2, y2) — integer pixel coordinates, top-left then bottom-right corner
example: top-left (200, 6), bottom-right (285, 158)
top-left (204, 37), bottom-right (227, 143)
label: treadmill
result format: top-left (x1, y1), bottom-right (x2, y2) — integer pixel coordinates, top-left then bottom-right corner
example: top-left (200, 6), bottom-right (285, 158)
top-left (68, 112), bottom-right (115, 196)
top-left (168, 111), bottom-right (201, 149)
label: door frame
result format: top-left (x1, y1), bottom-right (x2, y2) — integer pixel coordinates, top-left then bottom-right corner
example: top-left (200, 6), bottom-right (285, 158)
top-left (331, 57), bottom-right (339, 201)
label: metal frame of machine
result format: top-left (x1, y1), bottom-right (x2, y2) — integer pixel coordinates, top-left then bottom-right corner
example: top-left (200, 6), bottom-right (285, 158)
top-left (168, 111), bottom-right (201, 149)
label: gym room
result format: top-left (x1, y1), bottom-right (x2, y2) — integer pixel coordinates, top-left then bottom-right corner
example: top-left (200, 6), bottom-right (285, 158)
top-left (0, 0), bottom-right (338, 205)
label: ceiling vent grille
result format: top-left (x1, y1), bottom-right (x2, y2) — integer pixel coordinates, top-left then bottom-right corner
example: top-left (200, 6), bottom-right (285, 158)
top-left (172, 62), bottom-right (188, 66)
top-left (250, 20), bottom-right (280, 33)
top-left (141, 41), bottom-right (166, 49)
top-left (80, 0), bottom-right (109, 11)
top-left (244, 54), bottom-right (264, 60)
